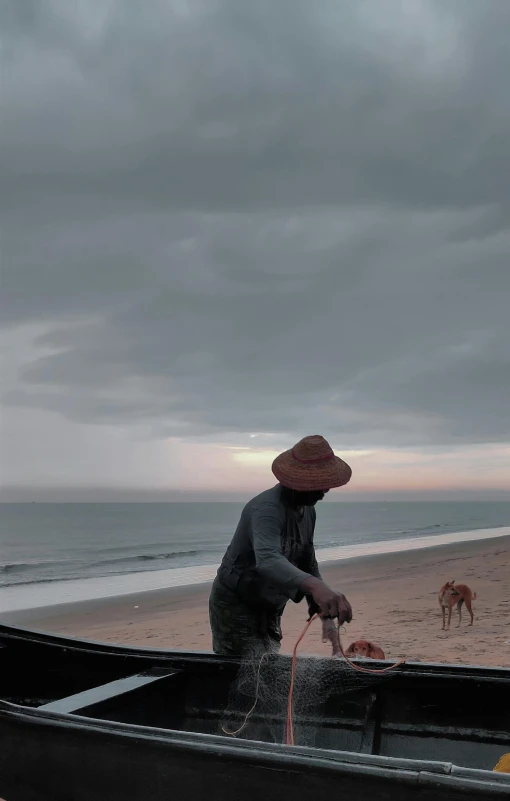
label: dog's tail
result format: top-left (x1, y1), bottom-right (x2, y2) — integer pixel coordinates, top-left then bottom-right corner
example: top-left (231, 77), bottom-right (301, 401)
top-left (473, 592), bottom-right (477, 601)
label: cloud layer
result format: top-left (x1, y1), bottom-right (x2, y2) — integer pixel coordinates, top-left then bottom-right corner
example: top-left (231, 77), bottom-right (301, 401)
top-left (1, 1), bottom-right (509, 495)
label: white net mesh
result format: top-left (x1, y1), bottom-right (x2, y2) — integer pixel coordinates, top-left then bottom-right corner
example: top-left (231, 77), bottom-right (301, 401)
top-left (221, 640), bottom-right (396, 749)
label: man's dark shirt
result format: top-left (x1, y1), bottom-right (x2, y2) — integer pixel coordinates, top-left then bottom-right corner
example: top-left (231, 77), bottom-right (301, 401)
top-left (216, 484), bottom-right (321, 610)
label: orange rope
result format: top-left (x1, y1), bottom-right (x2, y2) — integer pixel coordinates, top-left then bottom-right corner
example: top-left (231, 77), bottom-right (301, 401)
top-left (285, 615), bottom-right (405, 745)
top-left (220, 616), bottom-right (405, 746)
top-left (286, 616), bottom-right (315, 746)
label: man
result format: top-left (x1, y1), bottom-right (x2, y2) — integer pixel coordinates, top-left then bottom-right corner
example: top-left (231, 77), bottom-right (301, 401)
top-left (209, 435), bottom-right (353, 656)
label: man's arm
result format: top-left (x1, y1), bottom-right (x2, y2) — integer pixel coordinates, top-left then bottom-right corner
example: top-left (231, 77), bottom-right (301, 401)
top-left (300, 509), bottom-right (352, 623)
top-left (305, 554), bottom-right (321, 619)
top-left (251, 503), bottom-right (353, 624)
top-left (251, 505), bottom-right (312, 601)
top-left (299, 542), bottom-right (322, 617)
top-left (303, 543), bottom-right (321, 579)
top-left (299, 510), bottom-right (322, 614)
top-left (300, 526), bottom-right (347, 652)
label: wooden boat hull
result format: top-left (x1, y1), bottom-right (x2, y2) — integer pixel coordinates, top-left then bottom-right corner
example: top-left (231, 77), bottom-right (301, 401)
top-left (1, 623), bottom-right (509, 800)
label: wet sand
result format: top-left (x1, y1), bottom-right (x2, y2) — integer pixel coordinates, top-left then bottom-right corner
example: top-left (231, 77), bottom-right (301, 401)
top-left (4, 535), bottom-right (510, 667)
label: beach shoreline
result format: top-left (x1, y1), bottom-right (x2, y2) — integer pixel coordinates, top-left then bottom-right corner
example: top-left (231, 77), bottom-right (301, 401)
top-left (3, 534), bottom-right (510, 668)
top-left (1, 523), bottom-right (509, 614)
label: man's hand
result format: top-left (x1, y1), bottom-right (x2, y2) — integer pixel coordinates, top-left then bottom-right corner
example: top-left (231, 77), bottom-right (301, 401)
top-left (300, 577), bottom-right (353, 624)
top-left (322, 617), bottom-right (341, 657)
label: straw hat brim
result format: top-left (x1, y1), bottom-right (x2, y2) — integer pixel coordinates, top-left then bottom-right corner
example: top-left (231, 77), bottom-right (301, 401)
top-left (271, 450), bottom-right (352, 492)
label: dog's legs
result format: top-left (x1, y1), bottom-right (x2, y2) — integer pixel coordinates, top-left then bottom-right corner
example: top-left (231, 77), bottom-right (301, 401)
top-left (465, 595), bottom-right (474, 626)
top-left (441, 606), bottom-right (446, 630)
top-left (447, 604), bottom-right (452, 630)
top-left (456, 599), bottom-right (463, 628)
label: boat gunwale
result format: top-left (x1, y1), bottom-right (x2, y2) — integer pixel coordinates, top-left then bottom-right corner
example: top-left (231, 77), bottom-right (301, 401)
top-left (1, 697), bottom-right (510, 795)
top-left (1, 621), bottom-right (509, 680)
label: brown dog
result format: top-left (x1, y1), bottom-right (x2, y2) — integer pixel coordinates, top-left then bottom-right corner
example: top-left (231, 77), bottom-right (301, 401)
top-left (345, 640), bottom-right (385, 660)
top-left (438, 580), bottom-right (477, 630)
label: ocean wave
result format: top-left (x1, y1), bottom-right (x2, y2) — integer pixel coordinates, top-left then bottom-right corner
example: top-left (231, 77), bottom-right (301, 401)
top-left (0, 549), bottom-right (202, 571)
top-left (0, 574), bottom-right (68, 587)
top-left (0, 561), bottom-right (53, 574)
top-left (376, 524), bottom-right (451, 538)
top-left (421, 523), bottom-right (450, 531)
top-left (0, 548), bottom-right (210, 587)
top-left (100, 549), bottom-right (203, 565)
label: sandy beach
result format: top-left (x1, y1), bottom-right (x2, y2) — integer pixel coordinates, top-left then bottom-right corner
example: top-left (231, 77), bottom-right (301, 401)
top-left (4, 535), bottom-right (510, 668)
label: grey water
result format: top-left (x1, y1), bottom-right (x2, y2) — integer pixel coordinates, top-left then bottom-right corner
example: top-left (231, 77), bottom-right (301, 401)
top-left (1, 500), bottom-right (509, 589)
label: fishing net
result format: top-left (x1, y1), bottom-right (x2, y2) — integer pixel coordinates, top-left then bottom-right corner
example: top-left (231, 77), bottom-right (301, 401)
top-left (221, 621), bottom-right (400, 750)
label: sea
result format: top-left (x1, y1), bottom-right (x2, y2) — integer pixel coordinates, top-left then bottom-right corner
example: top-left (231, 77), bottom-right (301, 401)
top-left (0, 501), bottom-right (509, 613)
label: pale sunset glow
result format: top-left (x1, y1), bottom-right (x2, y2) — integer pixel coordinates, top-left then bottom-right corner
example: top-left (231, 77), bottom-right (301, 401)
top-left (227, 443), bottom-right (510, 497)
top-left (231, 450), bottom-right (280, 466)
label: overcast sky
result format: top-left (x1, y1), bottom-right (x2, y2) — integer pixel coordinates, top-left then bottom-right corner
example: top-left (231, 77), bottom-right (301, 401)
top-left (1, 0), bottom-right (509, 501)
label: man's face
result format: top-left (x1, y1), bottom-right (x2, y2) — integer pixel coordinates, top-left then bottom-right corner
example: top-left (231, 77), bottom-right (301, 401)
top-left (299, 489), bottom-right (329, 506)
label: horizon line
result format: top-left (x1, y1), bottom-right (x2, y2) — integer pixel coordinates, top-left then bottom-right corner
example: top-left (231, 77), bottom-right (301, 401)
top-left (1, 489), bottom-right (508, 503)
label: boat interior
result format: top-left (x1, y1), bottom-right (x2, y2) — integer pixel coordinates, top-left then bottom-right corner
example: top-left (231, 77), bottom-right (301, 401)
top-left (1, 624), bottom-right (509, 774)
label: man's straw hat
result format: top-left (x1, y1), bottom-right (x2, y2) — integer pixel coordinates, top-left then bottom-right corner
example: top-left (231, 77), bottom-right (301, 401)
top-left (272, 435), bottom-right (352, 492)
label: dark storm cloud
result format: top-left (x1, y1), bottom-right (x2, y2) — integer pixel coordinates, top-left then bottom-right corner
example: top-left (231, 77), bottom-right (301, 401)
top-left (2, 0), bottom-right (510, 450)
top-left (3, 1), bottom-right (510, 218)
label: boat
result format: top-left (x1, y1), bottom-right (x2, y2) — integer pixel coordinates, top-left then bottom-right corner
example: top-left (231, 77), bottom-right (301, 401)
top-left (0, 621), bottom-right (509, 800)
